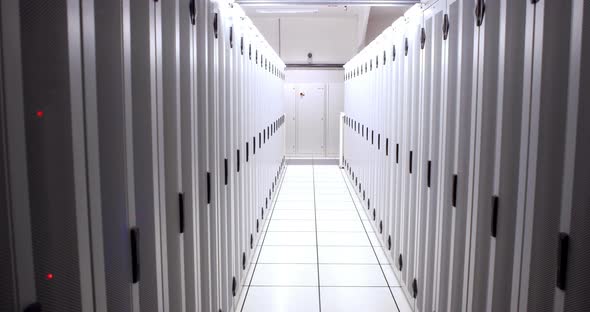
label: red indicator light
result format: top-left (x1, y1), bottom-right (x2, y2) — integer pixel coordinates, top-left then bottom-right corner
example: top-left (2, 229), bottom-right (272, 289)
top-left (46, 273), bottom-right (53, 280)
top-left (36, 110), bottom-right (44, 118)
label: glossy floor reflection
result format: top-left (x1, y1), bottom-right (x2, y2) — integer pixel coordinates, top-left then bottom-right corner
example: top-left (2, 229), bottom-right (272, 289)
top-left (238, 162), bottom-right (412, 312)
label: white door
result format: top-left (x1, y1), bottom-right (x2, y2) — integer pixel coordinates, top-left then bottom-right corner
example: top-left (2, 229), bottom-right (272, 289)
top-left (296, 84), bottom-right (325, 156)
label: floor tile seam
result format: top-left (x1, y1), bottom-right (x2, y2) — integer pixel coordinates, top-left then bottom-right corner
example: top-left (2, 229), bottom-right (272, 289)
top-left (338, 168), bottom-right (402, 312)
top-left (239, 164), bottom-right (288, 312)
top-left (311, 158), bottom-right (322, 311)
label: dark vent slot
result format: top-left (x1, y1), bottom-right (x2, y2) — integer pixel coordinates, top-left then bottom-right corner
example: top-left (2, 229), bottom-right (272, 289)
top-left (409, 151), bottom-right (413, 174)
top-left (396, 144), bottom-right (400, 163)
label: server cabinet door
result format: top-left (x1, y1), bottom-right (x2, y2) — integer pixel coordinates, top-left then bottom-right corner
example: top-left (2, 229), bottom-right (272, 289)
top-left (433, 1), bottom-right (461, 310)
top-left (416, 2), bottom-right (446, 312)
top-left (179, 0), bottom-right (200, 310)
top-left (161, 0), bottom-right (186, 310)
top-left (444, 0), bottom-right (475, 311)
top-left (561, 4), bottom-right (590, 311)
top-left (129, 0), bottom-right (165, 310)
top-left (20, 0), bottom-right (95, 310)
top-left (464, 0), bottom-right (527, 311)
top-left (515, 0), bottom-right (574, 310)
top-left (91, 0), bottom-right (136, 310)
top-left (0, 1), bottom-right (36, 309)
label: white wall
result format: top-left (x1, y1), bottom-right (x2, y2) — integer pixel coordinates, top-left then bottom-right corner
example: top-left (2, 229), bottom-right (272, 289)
top-left (251, 17), bottom-right (359, 64)
top-left (284, 81), bottom-right (343, 158)
top-left (285, 69), bottom-right (344, 83)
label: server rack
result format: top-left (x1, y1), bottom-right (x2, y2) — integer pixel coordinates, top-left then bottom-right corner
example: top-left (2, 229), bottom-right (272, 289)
top-left (2, 0), bottom-right (285, 311)
top-left (344, 1), bottom-right (590, 311)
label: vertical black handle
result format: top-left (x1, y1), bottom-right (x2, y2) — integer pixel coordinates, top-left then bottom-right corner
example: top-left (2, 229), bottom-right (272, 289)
top-left (556, 233), bottom-right (569, 290)
top-left (237, 149), bottom-right (240, 172)
top-left (206, 172), bottom-right (211, 204)
top-left (246, 142), bottom-right (249, 162)
top-left (224, 158), bottom-right (228, 185)
top-left (189, 0), bottom-right (196, 25)
top-left (475, 0), bottom-right (486, 27)
top-left (213, 13), bottom-right (218, 38)
top-left (427, 160), bottom-right (432, 187)
top-left (452, 174), bottom-right (458, 207)
top-left (179, 193), bottom-right (185, 234)
top-left (409, 151), bottom-right (413, 174)
top-left (491, 196), bottom-right (499, 237)
top-left (131, 228), bottom-right (140, 283)
top-left (443, 13), bottom-right (450, 40)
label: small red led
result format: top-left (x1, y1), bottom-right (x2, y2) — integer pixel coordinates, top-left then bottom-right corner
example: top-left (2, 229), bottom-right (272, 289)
top-left (36, 110), bottom-right (44, 118)
top-left (46, 273), bottom-right (54, 280)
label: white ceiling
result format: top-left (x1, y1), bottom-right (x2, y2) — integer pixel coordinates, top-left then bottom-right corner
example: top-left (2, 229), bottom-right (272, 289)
top-left (242, 5), bottom-right (367, 18)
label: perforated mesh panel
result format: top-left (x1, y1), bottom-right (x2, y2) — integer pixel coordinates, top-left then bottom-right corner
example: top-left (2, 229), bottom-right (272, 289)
top-left (0, 24), bottom-right (16, 308)
top-left (20, 0), bottom-right (82, 310)
top-left (95, 0), bottom-right (133, 310)
top-left (564, 4), bottom-right (590, 310)
top-left (130, 0), bottom-right (160, 310)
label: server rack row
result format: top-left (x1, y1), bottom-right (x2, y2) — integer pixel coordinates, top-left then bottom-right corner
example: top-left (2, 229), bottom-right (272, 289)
top-left (0, 0), bottom-right (285, 311)
top-left (343, 1), bottom-right (589, 311)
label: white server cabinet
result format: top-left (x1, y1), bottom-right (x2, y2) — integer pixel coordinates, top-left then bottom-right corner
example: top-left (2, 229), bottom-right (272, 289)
top-left (345, 1), bottom-right (590, 312)
top-left (128, 0), bottom-right (167, 310)
top-left (414, 2), bottom-right (446, 312)
top-left (462, 0), bottom-right (527, 311)
top-left (513, 1), bottom-right (589, 311)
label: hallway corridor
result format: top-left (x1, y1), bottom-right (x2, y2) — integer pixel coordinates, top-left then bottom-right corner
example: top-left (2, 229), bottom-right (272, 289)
top-left (238, 162), bottom-right (412, 312)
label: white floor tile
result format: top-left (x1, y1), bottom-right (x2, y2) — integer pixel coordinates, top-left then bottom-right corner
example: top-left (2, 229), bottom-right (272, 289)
top-left (251, 264), bottom-right (318, 286)
top-left (374, 247), bottom-right (392, 264)
top-left (362, 220), bottom-right (376, 232)
top-left (391, 287), bottom-right (413, 312)
top-left (318, 246), bottom-right (378, 264)
top-left (316, 220), bottom-right (365, 232)
top-left (267, 220), bottom-right (315, 232)
top-left (382, 264), bottom-right (401, 286)
top-left (319, 264), bottom-right (388, 286)
top-left (320, 287), bottom-right (398, 312)
top-left (317, 232), bottom-right (371, 246)
top-left (271, 209), bottom-right (315, 220)
top-left (316, 210), bottom-right (360, 220)
top-left (258, 246), bottom-right (317, 264)
top-left (274, 201), bottom-right (315, 210)
top-left (241, 286), bottom-right (320, 312)
top-left (367, 232), bottom-right (383, 246)
top-left (315, 201), bottom-right (357, 210)
top-left (262, 231), bottom-right (316, 246)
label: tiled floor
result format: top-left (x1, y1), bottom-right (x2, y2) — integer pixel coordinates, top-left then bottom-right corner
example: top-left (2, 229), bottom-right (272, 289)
top-left (238, 162), bottom-right (412, 312)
